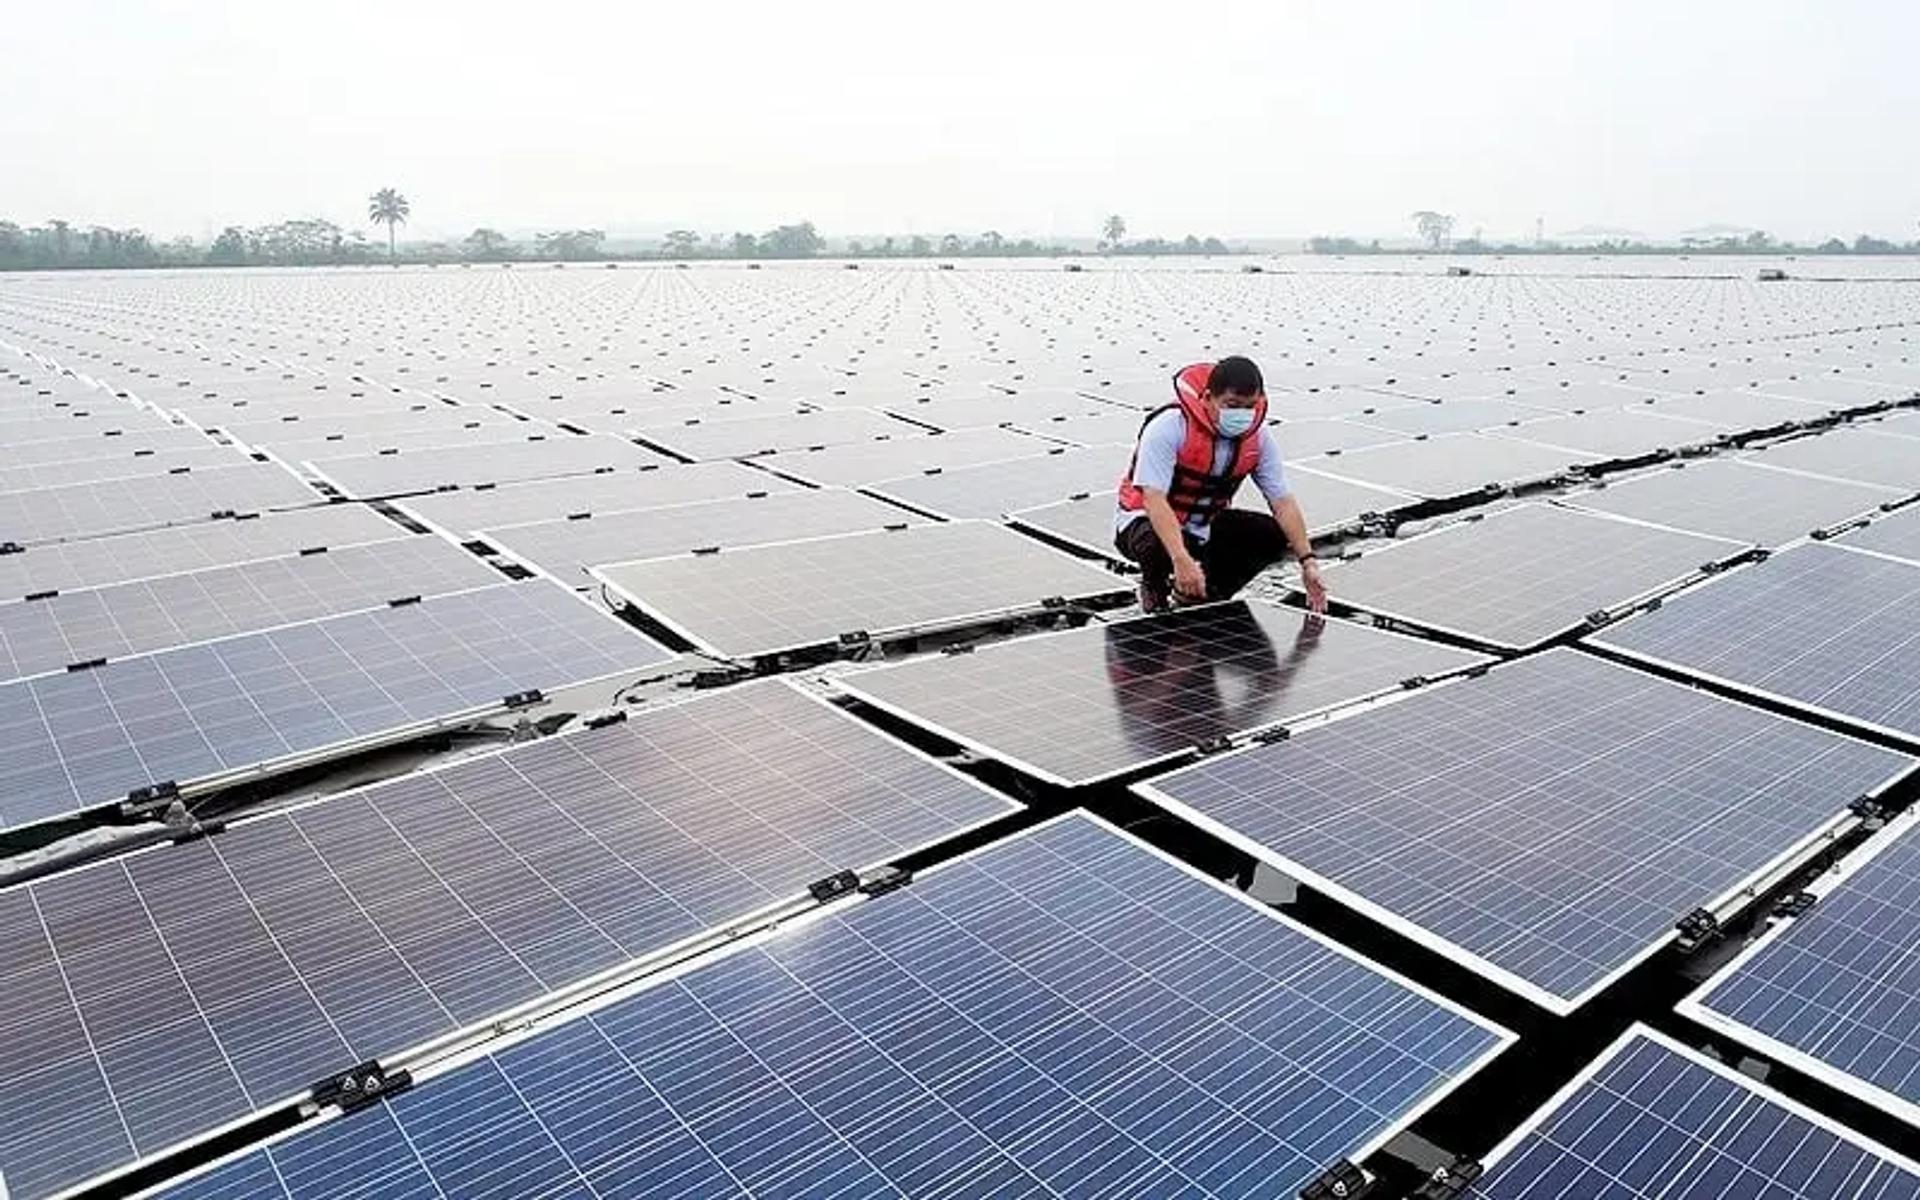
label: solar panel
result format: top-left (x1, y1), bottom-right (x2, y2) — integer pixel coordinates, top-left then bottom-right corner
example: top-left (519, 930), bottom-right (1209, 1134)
top-left (155, 813), bottom-right (1510, 1200)
top-left (838, 600), bottom-right (1490, 784)
top-left (0, 462), bottom-right (321, 545)
top-left (883, 390), bottom-right (1115, 429)
top-left (1304, 433), bottom-right (1599, 500)
top-left (1649, 390), bottom-right (1834, 431)
top-left (0, 505), bottom-right (405, 601)
top-left (0, 580), bottom-right (670, 832)
top-left (305, 435), bottom-right (664, 498)
top-left (755, 426), bottom-right (1056, 487)
top-left (629, 407), bottom-right (916, 460)
top-left (1747, 427), bottom-right (1920, 493)
top-left (1473, 1027), bottom-right (1920, 1200)
top-left (1325, 502), bottom-right (1741, 650)
top-left (392, 461), bottom-right (789, 535)
top-left (255, 424), bottom-right (550, 461)
top-left (1495, 407), bottom-right (1729, 459)
top-left (1682, 808), bottom-right (1920, 1132)
top-left (0, 679), bottom-right (1015, 1200)
top-left (1134, 648), bottom-right (1912, 1011)
top-left (1353, 398), bottom-right (1557, 437)
top-left (0, 535), bottom-right (499, 684)
top-left (595, 520), bottom-right (1123, 660)
top-left (864, 445), bottom-right (1123, 518)
top-left (0, 425), bottom-right (220, 469)
top-left (1592, 542), bottom-right (1920, 741)
top-left (0, 444), bottom-right (248, 494)
top-left (483, 488), bottom-right (926, 585)
top-left (1269, 417), bottom-right (1405, 457)
top-left (1560, 459), bottom-right (1903, 547)
top-left (1837, 503), bottom-right (1920, 565)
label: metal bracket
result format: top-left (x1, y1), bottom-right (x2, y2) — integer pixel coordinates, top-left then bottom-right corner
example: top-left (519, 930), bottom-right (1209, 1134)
top-left (1300, 1159), bottom-right (1376, 1199)
top-left (1675, 907), bottom-right (1720, 951)
top-left (387, 594), bottom-right (423, 608)
top-left (67, 657), bottom-right (109, 673)
top-left (1848, 796), bottom-right (1886, 827)
top-left (807, 869), bottom-right (860, 902)
top-left (837, 630), bottom-right (872, 647)
top-left (1772, 891), bottom-right (1818, 919)
top-left (502, 689), bottom-right (545, 709)
top-left (1412, 1157), bottom-right (1484, 1198)
top-left (859, 865), bottom-right (914, 897)
top-left (311, 1060), bottom-right (414, 1113)
top-left (128, 780), bottom-right (181, 806)
top-left (1194, 734), bottom-right (1236, 757)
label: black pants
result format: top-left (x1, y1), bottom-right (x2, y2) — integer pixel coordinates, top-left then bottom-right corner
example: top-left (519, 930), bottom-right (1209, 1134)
top-left (1115, 509), bottom-right (1289, 602)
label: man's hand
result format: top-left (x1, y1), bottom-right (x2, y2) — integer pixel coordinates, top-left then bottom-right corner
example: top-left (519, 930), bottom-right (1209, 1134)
top-left (1172, 554), bottom-right (1208, 603)
top-left (1300, 558), bottom-right (1328, 614)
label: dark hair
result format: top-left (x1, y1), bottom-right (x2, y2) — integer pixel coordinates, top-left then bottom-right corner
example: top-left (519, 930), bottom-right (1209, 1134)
top-left (1207, 355), bottom-right (1264, 399)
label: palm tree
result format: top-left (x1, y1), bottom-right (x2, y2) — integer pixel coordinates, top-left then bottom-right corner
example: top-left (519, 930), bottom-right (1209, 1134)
top-left (1101, 214), bottom-right (1126, 251)
top-left (367, 188), bottom-right (410, 259)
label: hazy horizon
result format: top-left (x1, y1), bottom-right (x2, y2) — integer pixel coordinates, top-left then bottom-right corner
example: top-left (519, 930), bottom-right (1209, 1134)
top-left (6, 0), bottom-right (1917, 244)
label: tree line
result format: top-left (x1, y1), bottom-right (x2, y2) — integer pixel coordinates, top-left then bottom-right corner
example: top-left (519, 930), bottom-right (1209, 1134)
top-left (1308, 212), bottom-right (1920, 256)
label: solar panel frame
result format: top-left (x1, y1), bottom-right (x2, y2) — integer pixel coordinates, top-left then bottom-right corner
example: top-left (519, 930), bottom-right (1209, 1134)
top-left (1679, 808), bottom-right (1920, 1134)
top-left (390, 461), bottom-right (790, 536)
top-left (0, 579), bottom-right (673, 833)
top-left (1744, 426), bottom-right (1920, 494)
top-left (479, 487), bottom-right (928, 587)
top-left (591, 520), bottom-right (1127, 661)
top-left (1323, 502), bottom-right (1748, 651)
top-left (1835, 503), bottom-right (1920, 565)
top-left (146, 812), bottom-right (1514, 1200)
top-left (1592, 541), bottom-right (1920, 744)
top-left (1558, 459), bottom-right (1905, 548)
top-left (0, 505), bottom-right (407, 602)
top-left (1133, 648), bottom-right (1915, 1013)
top-left (0, 462), bottom-right (323, 546)
top-left (0, 679), bottom-right (1019, 1200)
top-left (1473, 1025), bottom-right (1920, 1200)
top-left (835, 600), bottom-right (1493, 786)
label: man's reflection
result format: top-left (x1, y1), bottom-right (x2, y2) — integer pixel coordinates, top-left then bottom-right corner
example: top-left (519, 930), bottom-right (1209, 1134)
top-left (1104, 600), bottom-right (1325, 759)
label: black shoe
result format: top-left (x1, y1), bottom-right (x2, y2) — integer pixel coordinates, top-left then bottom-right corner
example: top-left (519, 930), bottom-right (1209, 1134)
top-left (1138, 579), bottom-right (1170, 614)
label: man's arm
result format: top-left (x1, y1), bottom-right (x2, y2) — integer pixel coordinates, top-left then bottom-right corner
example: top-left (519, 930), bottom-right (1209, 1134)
top-left (1269, 493), bottom-right (1327, 613)
top-left (1144, 488), bottom-right (1207, 600)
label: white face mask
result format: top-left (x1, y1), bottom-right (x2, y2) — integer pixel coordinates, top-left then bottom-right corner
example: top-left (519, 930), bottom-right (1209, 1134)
top-left (1216, 407), bottom-right (1257, 437)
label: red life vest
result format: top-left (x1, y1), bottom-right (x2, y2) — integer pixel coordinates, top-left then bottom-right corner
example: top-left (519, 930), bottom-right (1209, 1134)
top-left (1116, 362), bottom-right (1267, 527)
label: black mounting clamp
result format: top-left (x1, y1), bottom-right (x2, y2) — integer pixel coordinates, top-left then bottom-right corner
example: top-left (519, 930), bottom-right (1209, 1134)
top-left (1675, 907), bottom-right (1720, 951)
top-left (1772, 891), bottom-right (1818, 919)
top-left (1412, 1157), bottom-right (1484, 1198)
top-left (808, 870), bottom-right (860, 902)
top-left (1300, 1159), bottom-right (1376, 1200)
top-left (311, 1060), bottom-right (414, 1113)
top-left (859, 865), bottom-right (914, 897)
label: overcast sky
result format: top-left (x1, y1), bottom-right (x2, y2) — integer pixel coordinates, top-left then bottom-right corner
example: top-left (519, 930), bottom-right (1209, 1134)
top-left (4, 0), bottom-right (1915, 243)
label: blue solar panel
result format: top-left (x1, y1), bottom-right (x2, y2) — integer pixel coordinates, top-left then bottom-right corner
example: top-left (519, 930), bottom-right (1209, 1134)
top-left (1473, 1028), bottom-right (1920, 1199)
top-left (1593, 542), bottom-right (1920, 742)
top-left (1136, 649), bottom-right (1913, 1012)
top-left (0, 580), bottom-right (670, 832)
top-left (159, 814), bottom-right (1510, 1200)
top-left (1684, 810), bottom-right (1920, 1131)
top-left (0, 680), bottom-right (1013, 1200)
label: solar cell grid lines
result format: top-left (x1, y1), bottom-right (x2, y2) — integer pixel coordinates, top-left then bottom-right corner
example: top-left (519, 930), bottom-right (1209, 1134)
top-left (0, 533), bottom-right (500, 683)
top-left (393, 460), bottom-right (791, 535)
top-left (0, 680), bottom-right (1016, 1200)
top-left (1304, 433), bottom-right (1600, 500)
top-left (595, 519), bottom-right (1126, 660)
top-left (1746, 426), bottom-right (1920, 493)
top-left (304, 434), bottom-right (664, 499)
top-left (629, 406), bottom-right (920, 461)
top-left (0, 579), bottom-right (670, 833)
top-left (482, 487), bottom-right (928, 585)
top-left (156, 813), bottom-right (1510, 1200)
top-left (0, 461), bottom-right (322, 545)
top-left (838, 600), bottom-right (1492, 785)
top-left (1560, 458), bottom-right (1905, 547)
top-left (752, 425), bottom-right (1059, 487)
top-left (1593, 541), bottom-right (1920, 742)
top-left (1471, 1027), bottom-right (1920, 1200)
top-left (1682, 809), bottom-right (1920, 1131)
top-left (1837, 503), bottom-right (1920, 564)
top-left (1136, 648), bottom-right (1913, 1011)
top-left (864, 444), bottom-right (1124, 519)
top-left (1324, 502), bottom-right (1742, 650)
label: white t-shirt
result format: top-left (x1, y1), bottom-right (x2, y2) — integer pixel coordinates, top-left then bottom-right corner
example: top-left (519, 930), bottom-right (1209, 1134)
top-left (1115, 410), bottom-right (1289, 541)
